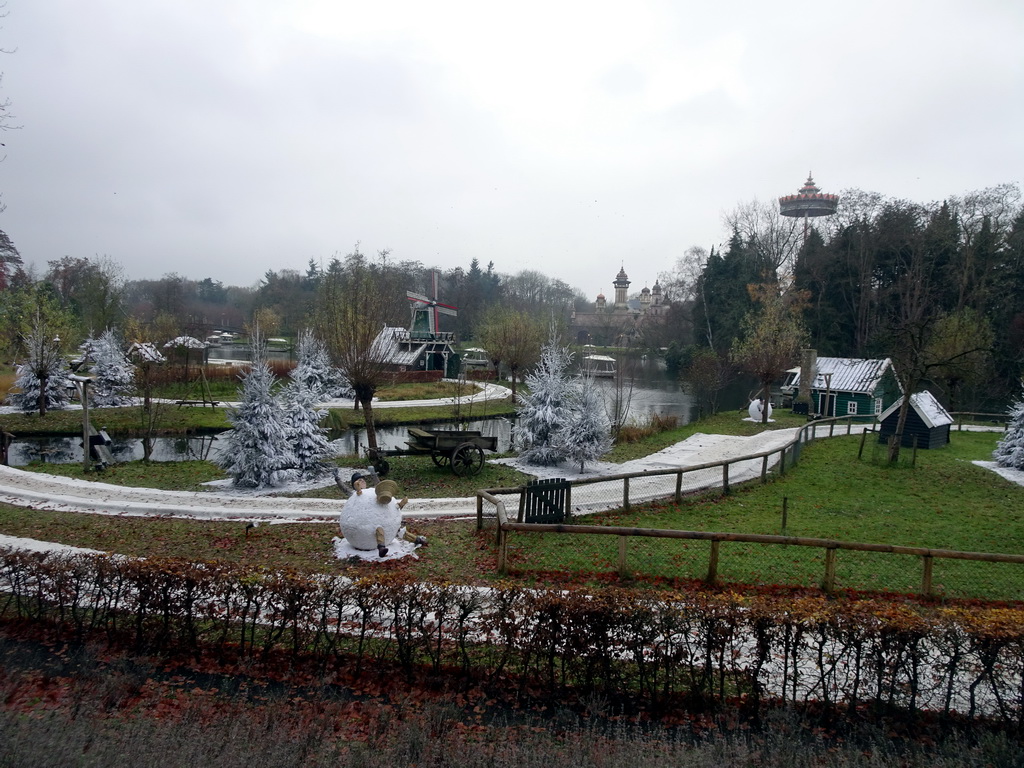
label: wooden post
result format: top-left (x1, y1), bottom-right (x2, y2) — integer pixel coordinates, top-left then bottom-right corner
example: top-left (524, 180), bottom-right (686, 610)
top-left (675, 471), bottom-right (683, 503)
top-left (921, 554), bottom-right (934, 598)
top-left (497, 527), bottom-right (508, 575)
top-left (722, 462), bottom-right (730, 495)
top-left (858, 428), bottom-right (868, 459)
top-left (623, 477), bottom-right (630, 511)
top-left (618, 536), bottom-right (627, 578)
top-left (779, 447), bottom-right (787, 476)
top-left (476, 493), bottom-right (483, 531)
top-left (761, 455), bottom-right (768, 482)
top-left (706, 540), bottom-right (720, 585)
top-left (565, 483), bottom-right (572, 522)
top-left (823, 547), bottom-right (837, 593)
top-left (80, 380), bottom-right (91, 472)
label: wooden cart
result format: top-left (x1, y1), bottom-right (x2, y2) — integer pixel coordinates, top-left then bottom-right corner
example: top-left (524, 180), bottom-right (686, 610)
top-left (367, 427), bottom-right (498, 477)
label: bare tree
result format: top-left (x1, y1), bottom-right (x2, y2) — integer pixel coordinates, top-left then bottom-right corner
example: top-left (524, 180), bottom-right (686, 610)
top-left (314, 248), bottom-right (399, 450)
top-left (731, 284), bottom-right (808, 423)
top-left (479, 308), bottom-right (544, 401)
top-left (724, 198), bottom-right (803, 282)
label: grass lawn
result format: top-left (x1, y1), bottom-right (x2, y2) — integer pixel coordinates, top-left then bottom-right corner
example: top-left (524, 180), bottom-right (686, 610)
top-left (505, 431), bottom-right (1023, 600)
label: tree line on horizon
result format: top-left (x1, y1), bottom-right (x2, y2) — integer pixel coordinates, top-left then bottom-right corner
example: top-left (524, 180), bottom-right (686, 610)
top-left (1, 182), bottom-right (1021, 414)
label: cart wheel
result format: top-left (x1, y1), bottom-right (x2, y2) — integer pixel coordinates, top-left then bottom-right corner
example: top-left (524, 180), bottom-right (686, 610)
top-left (450, 443), bottom-right (484, 477)
top-left (431, 452), bottom-right (450, 469)
top-left (373, 459), bottom-right (390, 478)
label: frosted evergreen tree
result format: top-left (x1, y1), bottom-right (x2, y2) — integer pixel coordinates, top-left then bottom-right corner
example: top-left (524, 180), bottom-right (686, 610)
top-left (290, 329), bottom-right (343, 399)
top-left (994, 389), bottom-right (1024, 470)
top-left (556, 372), bottom-right (613, 472)
top-left (514, 328), bottom-right (574, 466)
top-left (89, 329), bottom-right (137, 407)
top-left (9, 326), bottom-right (71, 414)
top-left (216, 331), bottom-right (297, 488)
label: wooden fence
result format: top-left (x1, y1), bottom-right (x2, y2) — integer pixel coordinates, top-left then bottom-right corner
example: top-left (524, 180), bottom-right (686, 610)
top-left (476, 415), bottom-right (1021, 597)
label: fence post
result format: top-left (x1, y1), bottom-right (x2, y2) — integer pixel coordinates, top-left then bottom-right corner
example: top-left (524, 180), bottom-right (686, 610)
top-left (823, 547), bottom-right (837, 593)
top-left (761, 455), bottom-right (769, 482)
top-left (722, 462), bottom-right (730, 495)
top-left (565, 484), bottom-right (572, 522)
top-left (497, 526), bottom-right (508, 575)
top-left (779, 446), bottom-right (787, 476)
top-left (921, 554), bottom-right (934, 598)
top-left (706, 540), bottom-right (720, 585)
top-left (858, 428), bottom-right (868, 459)
top-left (618, 536), bottom-right (628, 578)
top-left (623, 477), bottom-right (630, 511)
top-left (476, 493), bottom-right (483, 531)
top-left (675, 471), bottom-right (683, 502)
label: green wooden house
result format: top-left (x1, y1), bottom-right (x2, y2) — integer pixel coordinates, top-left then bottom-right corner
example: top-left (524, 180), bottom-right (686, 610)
top-left (781, 357), bottom-right (902, 418)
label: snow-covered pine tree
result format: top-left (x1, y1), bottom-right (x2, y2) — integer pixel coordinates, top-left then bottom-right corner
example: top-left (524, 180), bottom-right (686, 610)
top-left (290, 329), bottom-right (343, 399)
top-left (280, 330), bottom-right (335, 479)
top-left (9, 327), bottom-right (71, 413)
top-left (993, 389), bottom-right (1024, 470)
top-left (280, 380), bottom-right (333, 479)
top-left (216, 330), bottom-right (297, 488)
top-left (514, 328), bottom-right (574, 466)
top-left (90, 329), bottom-right (137, 407)
top-left (556, 371), bottom-right (613, 472)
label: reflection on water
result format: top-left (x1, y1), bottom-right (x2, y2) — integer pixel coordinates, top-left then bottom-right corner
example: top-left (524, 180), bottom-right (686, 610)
top-left (7, 434), bottom-right (227, 467)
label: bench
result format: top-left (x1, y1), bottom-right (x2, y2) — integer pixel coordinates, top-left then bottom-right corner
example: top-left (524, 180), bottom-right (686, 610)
top-left (518, 478), bottom-right (571, 524)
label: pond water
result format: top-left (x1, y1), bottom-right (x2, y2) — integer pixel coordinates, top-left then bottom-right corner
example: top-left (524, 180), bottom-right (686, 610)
top-left (7, 354), bottom-right (756, 466)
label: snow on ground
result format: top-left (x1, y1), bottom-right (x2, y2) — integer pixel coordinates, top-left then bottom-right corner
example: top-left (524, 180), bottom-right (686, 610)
top-left (973, 460), bottom-right (1024, 487)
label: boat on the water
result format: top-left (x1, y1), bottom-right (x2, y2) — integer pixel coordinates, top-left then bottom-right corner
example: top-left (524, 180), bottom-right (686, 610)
top-left (583, 354), bottom-right (616, 377)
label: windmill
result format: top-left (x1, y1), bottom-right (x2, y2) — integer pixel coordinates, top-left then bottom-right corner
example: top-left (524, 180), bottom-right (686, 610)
top-left (406, 270), bottom-right (457, 336)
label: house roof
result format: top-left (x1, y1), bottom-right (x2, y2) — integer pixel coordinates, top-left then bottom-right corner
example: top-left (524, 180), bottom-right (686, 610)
top-left (786, 357), bottom-right (896, 396)
top-left (878, 390), bottom-right (953, 428)
top-left (372, 327), bottom-right (427, 366)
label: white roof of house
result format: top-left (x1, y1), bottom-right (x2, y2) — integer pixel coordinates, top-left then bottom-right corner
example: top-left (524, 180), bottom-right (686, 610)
top-left (877, 390), bottom-right (953, 428)
top-left (787, 357), bottom-right (896, 395)
top-left (372, 326), bottom-right (428, 366)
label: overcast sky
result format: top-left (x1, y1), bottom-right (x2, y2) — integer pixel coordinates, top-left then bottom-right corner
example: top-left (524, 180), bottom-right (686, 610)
top-left (2, 1), bottom-right (1022, 301)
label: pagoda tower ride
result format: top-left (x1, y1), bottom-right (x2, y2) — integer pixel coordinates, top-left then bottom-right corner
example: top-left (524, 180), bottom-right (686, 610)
top-left (779, 173), bottom-right (839, 242)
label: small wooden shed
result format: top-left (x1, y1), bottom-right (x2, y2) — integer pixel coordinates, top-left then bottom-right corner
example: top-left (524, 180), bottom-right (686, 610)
top-left (876, 390), bottom-right (953, 449)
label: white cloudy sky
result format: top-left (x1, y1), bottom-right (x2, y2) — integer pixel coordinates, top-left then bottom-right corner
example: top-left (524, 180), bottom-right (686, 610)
top-left (2, 1), bottom-right (1022, 300)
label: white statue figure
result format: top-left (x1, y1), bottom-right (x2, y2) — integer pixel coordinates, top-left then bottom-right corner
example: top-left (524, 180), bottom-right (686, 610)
top-left (338, 473), bottom-right (426, 558)
top-left (748, 398), bottom-right (773, 421)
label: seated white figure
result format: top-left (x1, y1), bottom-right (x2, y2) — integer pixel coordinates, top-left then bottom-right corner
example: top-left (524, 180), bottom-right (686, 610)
top-left (338, 473), bottom-right (426, 558)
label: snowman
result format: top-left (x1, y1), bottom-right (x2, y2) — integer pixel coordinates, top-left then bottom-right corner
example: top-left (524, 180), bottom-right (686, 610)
top-left (338, 473), bottom-right (426, 558)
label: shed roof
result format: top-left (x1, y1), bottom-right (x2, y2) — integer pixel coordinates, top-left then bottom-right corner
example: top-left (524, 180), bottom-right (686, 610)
top-left (787, 357), bottom-right (896, 395)
top-left (877, 390), bottom-right (953, 428)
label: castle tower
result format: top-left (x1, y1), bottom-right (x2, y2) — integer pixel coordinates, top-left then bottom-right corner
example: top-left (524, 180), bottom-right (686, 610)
top-left (652, 281), bottom-right (663, 314)
top-left (639, 286), bottom-right (651, 314)
top-left (613, 266), bottom-right (630, 312)
top-left (595, 292), bottom-right (606, 313)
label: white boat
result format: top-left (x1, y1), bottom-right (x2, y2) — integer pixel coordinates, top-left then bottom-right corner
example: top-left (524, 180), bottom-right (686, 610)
top-left (583, 354), bottom-right (616, 377)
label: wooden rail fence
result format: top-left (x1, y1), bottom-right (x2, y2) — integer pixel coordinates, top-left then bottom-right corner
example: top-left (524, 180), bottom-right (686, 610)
top-left (476, 415), bottom-right (1018, 597)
